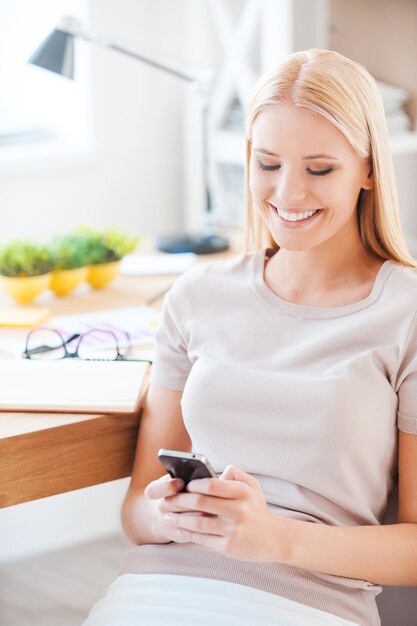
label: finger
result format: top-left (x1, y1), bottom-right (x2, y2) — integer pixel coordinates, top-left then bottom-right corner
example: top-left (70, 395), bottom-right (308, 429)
top-left (172, 528), bottom-right (227, 552)
top-left (163, 512), bottom-right (225, 536)
top-left (145, 476), bottom-right (184, 499)
top-left (166, 491), bottom-right (237, 517)
top-left (186, 476), bottom-right (248, 498)
top-left (219, 465), bottom-right (260, 489)
top-left (163, 527), bottom-right (190, 544)
top-left (160, 514), bottom-right (209, 544)
top-left (159, 498), bottom-right (208, 514)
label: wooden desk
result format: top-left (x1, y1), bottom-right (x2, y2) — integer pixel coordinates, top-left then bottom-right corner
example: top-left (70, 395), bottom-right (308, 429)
top-left (0, 239), bottom-right (240, 508)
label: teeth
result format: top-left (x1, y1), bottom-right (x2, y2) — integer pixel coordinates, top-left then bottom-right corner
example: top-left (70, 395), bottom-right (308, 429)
top-left (276, 208), bottom-right (319, 222)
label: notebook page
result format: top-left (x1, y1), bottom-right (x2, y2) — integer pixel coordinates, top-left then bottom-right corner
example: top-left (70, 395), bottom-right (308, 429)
top-left (0, 359), bottom-right (149, 414)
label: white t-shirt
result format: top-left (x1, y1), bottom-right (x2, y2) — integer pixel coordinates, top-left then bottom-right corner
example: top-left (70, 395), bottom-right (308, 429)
top-left (121, 249), bottom-right (417, 626)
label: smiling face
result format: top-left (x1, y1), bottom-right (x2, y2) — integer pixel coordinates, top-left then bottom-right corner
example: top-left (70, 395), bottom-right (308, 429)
top-left (249, 103), bottom-right (374, 253)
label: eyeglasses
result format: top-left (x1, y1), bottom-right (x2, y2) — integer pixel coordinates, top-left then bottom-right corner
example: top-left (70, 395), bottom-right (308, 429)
top-left (22, 327), bottom-right (152, 364)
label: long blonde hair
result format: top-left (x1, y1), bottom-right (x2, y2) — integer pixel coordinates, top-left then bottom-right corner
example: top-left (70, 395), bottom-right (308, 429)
top-left (245, 48), bottom-right (416, 267)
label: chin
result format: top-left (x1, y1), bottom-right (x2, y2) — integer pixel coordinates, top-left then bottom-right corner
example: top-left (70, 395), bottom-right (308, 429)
top-left (269, 234), bottom-right (315, 252)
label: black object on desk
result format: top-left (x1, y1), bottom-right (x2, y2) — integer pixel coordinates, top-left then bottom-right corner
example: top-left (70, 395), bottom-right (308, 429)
top-left (156, 233), bottom-right (229, 255)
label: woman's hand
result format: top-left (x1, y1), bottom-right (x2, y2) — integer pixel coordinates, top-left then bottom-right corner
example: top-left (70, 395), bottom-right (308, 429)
top-left (145, 474), bottom-right (203, 544)
top-left (161, 465), bottom-right (291, 561)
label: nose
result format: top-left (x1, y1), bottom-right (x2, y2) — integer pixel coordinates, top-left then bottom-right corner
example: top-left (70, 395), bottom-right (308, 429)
top-left (274, 167), bottom-right (307, 206)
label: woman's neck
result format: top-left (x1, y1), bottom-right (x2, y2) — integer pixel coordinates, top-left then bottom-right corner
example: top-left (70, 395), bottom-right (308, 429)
top-left (265, 239), bottom-right (384, 307)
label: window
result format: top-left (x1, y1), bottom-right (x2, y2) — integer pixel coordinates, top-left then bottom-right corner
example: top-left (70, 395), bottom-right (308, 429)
top-left (0, 0), bottom-right (93, 166)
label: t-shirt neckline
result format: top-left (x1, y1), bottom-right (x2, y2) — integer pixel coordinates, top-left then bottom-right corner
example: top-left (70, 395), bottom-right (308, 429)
top-left (251, 248), bottom-right (395, 319)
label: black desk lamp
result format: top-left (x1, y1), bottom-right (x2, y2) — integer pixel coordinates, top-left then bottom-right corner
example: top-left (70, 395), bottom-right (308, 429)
top-left (28, 15), bottom-right (229, 255)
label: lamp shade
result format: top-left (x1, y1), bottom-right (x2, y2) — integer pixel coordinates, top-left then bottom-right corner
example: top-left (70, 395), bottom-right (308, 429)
top-left (28, 28), bottom-right (75, 79)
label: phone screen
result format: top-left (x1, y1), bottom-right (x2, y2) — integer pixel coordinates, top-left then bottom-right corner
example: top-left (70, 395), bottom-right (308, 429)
top-left (158, 450), bottom-right (217, 486)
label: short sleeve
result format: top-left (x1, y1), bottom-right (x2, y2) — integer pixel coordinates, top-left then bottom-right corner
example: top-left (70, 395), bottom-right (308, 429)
top-left (150, 273), bottom-right (194, 391)
top-left (396, 314), bottom-right (417, 434)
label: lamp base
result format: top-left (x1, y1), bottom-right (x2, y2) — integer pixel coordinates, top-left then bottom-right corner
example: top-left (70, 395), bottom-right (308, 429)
top-left (156, 233), bottom-right (229, 255)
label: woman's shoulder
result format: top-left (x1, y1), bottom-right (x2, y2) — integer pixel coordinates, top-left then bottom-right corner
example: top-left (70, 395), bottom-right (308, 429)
top-left (387, 260), bottom-right (417, 293)
top-left (383, 261), bottom-right (417, 323)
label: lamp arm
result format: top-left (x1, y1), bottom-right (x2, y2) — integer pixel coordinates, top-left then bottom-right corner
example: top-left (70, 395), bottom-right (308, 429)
top-left (56, 15), bottom-right (211, 86)
top-left (74, 32), bottom-right (200, 84)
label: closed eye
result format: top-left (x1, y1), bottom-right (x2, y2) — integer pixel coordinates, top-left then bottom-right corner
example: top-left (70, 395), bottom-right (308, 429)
top-left (256, 161), bottom-right (280, 172)
top-left (256, 160), bottom-right (334, 177)
top-left (307, 167), bottom-right (335, 177)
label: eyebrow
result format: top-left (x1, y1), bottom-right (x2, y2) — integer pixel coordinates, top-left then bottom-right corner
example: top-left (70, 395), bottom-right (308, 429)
top-left (253, 148), bottom-right (339, 160)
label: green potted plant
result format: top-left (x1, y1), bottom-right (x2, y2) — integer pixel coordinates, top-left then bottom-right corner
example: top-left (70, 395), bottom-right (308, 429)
top-left (0, 240), bottom-right (53, 303)
top-left (49, 232), bottom-right (91, 296)
top-left (80, 227), bottom-right (139, 289)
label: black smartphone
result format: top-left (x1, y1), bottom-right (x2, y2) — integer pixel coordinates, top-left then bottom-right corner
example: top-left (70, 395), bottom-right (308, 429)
top-left (158, 449), bottom-right (217, 487)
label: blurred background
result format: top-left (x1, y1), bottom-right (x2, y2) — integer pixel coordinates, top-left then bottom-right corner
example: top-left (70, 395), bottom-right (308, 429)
top-left (1, 1), bottom-right (417, 624)
top-left (1, 0), bottom-right (416, 247)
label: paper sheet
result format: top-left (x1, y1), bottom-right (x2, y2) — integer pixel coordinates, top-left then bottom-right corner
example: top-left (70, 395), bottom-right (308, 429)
top-left (121, 252), bottom-right (197, 275)
top-left (0, 306), bottom-right (161, 359)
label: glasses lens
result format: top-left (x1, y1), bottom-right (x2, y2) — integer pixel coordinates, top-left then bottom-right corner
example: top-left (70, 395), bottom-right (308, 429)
top-left (25, 329), bottom-right (66, 360)
top-left (77, 330), bottom-right (119, 360)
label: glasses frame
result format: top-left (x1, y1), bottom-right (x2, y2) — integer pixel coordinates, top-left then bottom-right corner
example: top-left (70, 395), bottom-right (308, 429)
top-left (22, 326), bottom-right (152, 364)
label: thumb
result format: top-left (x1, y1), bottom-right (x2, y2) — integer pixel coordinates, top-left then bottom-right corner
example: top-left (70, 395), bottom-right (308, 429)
top-left (219, 465), bottom-right (259, 489)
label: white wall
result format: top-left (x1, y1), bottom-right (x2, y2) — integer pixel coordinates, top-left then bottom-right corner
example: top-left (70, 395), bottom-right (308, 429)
top-left (0, 0), bottom-right (189, 243)
top-left (393, 152), bottom-right (417, 255)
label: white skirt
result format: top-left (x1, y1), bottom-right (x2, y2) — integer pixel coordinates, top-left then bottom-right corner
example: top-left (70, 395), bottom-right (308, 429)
top-left (83, 574), bottom-right (360, 626)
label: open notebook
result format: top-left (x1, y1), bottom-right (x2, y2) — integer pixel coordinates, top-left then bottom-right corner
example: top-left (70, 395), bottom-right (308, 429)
top-left (0, 359), bottom-right (149, 415)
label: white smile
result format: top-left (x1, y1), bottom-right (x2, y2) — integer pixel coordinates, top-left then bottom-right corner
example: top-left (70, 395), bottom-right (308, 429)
top-left (274, 207), bottom-right (321, 222)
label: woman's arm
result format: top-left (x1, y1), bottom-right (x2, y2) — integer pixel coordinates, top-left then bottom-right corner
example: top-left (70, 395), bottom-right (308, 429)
top-left (163, 431), bottom-right (417, 585)
top-left (285, 516), bottom-right (417, 586)
top-left (286, 429), bottom-right (417, 585)
top-left (121, 383), bottom-right (191, 545)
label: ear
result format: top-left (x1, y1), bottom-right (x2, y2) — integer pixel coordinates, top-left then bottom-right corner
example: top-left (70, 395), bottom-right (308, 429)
top-left (362, 164), bottom-right (374, 190)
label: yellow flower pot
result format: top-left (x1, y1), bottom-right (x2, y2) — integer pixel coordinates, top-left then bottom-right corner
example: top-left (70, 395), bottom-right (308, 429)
top-left (1, 273), bottom-right (51, 304)
top-left (86, 260), bottom-right (121, 289)
top-left (50, 267), bottom-right (88, 296)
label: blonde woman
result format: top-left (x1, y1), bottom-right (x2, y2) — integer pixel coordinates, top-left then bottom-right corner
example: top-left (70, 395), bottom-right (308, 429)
top-left (84, 49), bottom-right (417, 626)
